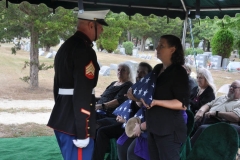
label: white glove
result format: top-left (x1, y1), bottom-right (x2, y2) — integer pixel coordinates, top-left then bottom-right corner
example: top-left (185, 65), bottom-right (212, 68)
top-left (73, 137), bottom-right (90, 148)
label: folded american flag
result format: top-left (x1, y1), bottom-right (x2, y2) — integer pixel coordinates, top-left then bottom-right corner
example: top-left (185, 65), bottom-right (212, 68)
top-left (113, 71), bottom-right (157, 124)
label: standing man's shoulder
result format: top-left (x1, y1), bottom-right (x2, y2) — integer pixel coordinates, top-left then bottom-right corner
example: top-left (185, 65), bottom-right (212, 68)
top-left (65, 32), bottom-right (88, 47)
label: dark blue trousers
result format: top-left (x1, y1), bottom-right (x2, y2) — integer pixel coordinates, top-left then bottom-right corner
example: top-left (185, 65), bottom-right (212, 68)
top-left (54, 130), bottom-right (94, 160)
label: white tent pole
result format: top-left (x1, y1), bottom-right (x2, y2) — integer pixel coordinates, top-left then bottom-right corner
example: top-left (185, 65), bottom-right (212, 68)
top-left (180, 0), bottom-right (187, 50)
top-left (182, 11), bottom-right (188, 50)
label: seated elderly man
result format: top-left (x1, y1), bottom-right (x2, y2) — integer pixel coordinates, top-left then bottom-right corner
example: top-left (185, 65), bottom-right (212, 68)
top-left (191, 80), bottom-right (240, 146)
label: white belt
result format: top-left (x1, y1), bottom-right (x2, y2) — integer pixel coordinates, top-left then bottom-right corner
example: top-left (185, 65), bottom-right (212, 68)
top-left (58, 88), bottom-right (95, 95)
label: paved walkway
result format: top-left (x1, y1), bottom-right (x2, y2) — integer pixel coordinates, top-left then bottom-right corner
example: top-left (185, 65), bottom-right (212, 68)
top-left (0, 100), bottom-right (53, 124)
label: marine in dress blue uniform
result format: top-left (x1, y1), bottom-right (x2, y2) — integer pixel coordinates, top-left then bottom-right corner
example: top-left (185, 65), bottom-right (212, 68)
top-left (47, 9), bottom-right (109, 160)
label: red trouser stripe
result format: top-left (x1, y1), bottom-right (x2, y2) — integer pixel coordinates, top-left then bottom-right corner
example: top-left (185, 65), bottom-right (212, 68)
top-left (78, 148), bottom-right (82, 160)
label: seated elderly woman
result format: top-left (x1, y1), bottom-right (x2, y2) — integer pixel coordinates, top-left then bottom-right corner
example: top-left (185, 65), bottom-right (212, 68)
top-left (189, 68), bottom-right (216, 115)
top-left (92, 62), bottom-right (152, 160)
top-left (95, 63), bottom-right (134, 120)
top-left (183, 64), bottom-right (197, 93)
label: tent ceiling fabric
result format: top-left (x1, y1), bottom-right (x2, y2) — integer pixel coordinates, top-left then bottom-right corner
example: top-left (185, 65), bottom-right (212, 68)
top-left (2, 0), bottom-right (240, 19)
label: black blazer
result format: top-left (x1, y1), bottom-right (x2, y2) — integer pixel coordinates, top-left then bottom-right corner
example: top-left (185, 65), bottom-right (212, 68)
top-left (48, 31), bottom-right (100, 139)
top-left (190, 86), bottom-right (215, 114)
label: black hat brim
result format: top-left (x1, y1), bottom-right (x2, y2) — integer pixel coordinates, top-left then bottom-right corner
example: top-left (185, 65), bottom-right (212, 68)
top-left (96, 19), bottom-right (108, 26)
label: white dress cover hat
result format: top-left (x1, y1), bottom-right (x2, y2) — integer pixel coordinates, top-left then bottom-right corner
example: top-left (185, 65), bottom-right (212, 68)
top-left (78, 9), bottom-right (110, 26)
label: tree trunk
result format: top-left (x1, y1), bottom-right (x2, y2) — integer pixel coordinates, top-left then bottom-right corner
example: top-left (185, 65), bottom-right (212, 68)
top-left (136, 37), bottom-right (138, 47)
top-left (207, 41), bottom-right (210, 51)
top-left (140, 36), bottom-right (147, 52)
top-left (203, 39), bottom-right (206, 51)
top-left (29, 26), bottom-right (39, 88)
top-left (153, 37), bottom-right (158, 50)
top-left (45, 45), bottom-right (50, 52)
top-left (127, 31), bottom-right (131, 41)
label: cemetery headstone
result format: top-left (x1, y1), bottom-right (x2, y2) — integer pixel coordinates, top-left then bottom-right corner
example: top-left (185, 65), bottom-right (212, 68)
top-left (26, 42), bottom-right (30, 52)
top-left (227, 62), bottom-right (240, 72)
top-left (222, 58), bottom-right (229, 69)
top-left (132, 48), bottom-right (138, 57)
top-left (120, 48), bottom-right (126, 55)
top-left (45, 52), bottom-right (53, 58)
top-left (99, 66), bottom-right (110, 76)
top-left (52, 51), bottom-right (57, 57)
top-left (196, 54), bottom-right (207, 68)
top-left (210, 55), bottom-right (222, 69)
top-left (124, 60), bottom-right (139, 80)
top-left (39, 50), bottom-right (45, 56)
top-left (110, 64), bottom-right (118, 71)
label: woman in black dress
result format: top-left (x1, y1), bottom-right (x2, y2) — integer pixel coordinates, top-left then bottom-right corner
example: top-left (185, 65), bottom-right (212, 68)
top-left (135, 35), bottom-right (189, 160)
top-left (189, 68), bottom-right (216, 115)
top-left (95, 63), bottom-right (134, 119)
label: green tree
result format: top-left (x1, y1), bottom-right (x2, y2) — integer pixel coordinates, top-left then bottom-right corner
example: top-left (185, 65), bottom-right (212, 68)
top-left (149, 16), bottom-right (183, 49)
top-left (190, 18), bottom-right (219, 51)
top-left (130, 15), bottom-right (183, 51)
top-left (0, 1), bottom-right (76, 88)
top-left (39, 31), bottom-right (60, 52)
top-left (224, 14), bottom-right (240, 52)
top-left (122, 41), bottom-right (134, 55)
top-left (130, 14), bottom-right (151, 51)
top-left (211, 28), bottom-right (234, 62)
top-left (97, 12), bottom-right (124, 53)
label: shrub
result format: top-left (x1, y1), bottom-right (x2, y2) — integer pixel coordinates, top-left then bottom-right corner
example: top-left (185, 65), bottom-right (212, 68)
top-left (211, 28), bottom-right (234, 58)
top-left (114, 49), bottom-right (120, 54)
top-left (122, 41), bottom-right (134, 55)
top-left (185, 48), bottom-right (204, 55)
top-left (98, 27), bottom-right (122, 53)
top-left (96, 40), bottom-right (104, 51)
top-left (234, 38), bottom-right (240, 51)
top-left (101, 39), bottom-right (118, 53)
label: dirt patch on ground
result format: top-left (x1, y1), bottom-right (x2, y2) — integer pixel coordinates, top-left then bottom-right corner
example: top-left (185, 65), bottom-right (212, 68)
top-left (0, 123), bottom-right (54, 138)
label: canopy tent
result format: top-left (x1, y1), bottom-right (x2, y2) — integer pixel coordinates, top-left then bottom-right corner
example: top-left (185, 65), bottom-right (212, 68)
top-left (2, 0), bottom-right (240, 19)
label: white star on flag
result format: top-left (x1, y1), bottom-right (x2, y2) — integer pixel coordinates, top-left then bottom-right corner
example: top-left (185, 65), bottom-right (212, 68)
top-left (139, 114), bottom-right (143, 119)
top-left (133, 88), bottom-right (137, 94)
top-left (143, 89), bottom-right (148, 96)
top-left (145, 77), bottom-right (150, 83)
top-left (131, 72), bottom-right (157, 107)
top-left (152, 83), bottom-right (155, 88)
top-left (112, 71), bottom-right (157, 123)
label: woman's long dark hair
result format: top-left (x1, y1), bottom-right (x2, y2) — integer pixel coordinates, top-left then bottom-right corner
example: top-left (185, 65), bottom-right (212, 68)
top-left (161, 35), bottom-right (185, 65)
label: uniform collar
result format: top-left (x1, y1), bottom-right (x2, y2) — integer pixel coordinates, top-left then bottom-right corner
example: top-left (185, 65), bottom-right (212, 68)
top-left (75, 31), bottom-right (93, 47)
